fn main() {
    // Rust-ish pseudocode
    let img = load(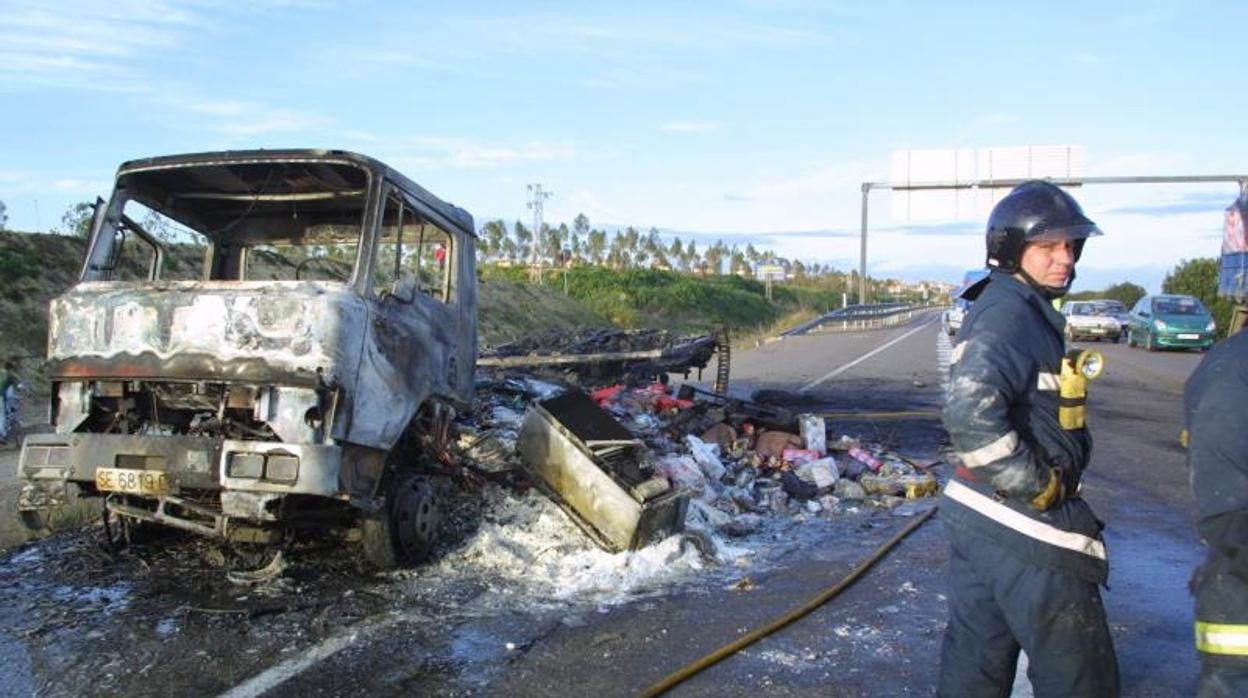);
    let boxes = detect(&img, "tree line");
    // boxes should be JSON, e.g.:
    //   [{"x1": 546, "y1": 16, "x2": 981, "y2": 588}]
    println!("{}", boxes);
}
[{"x1": 478, "y1": 213, "x2": 840, "y2": 280}]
